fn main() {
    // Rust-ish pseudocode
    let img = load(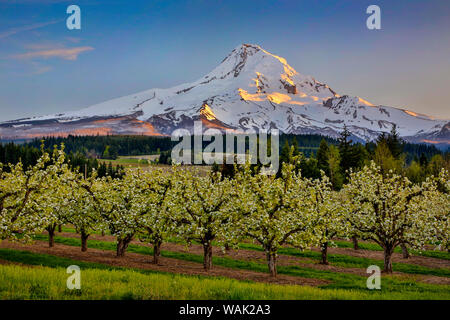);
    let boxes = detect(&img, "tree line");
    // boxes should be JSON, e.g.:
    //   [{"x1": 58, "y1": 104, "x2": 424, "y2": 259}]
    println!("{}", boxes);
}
[
  {"x1": 0, "y1": 142, "x2": 124, "y2": 178},
  {"x1": 18, "y1": 130, "x2": 444, "y2": 164},
  {"x1": 24, "y1": 135, "x2": 176, "y2": 159},
  {"x1": 274, "y1": 126, "x2": 449, "y2": 189}
]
